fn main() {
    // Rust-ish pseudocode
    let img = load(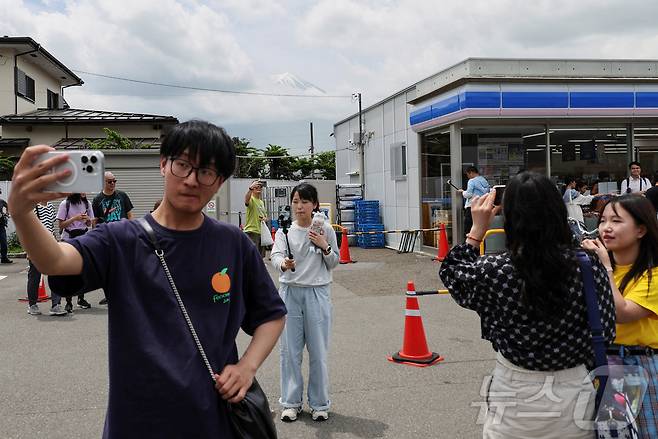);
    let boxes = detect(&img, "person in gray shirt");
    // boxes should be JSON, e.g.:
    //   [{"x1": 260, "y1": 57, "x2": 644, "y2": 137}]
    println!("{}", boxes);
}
[{"x1": 271, "y1": 183, "x2": 338, "y2": 423}]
